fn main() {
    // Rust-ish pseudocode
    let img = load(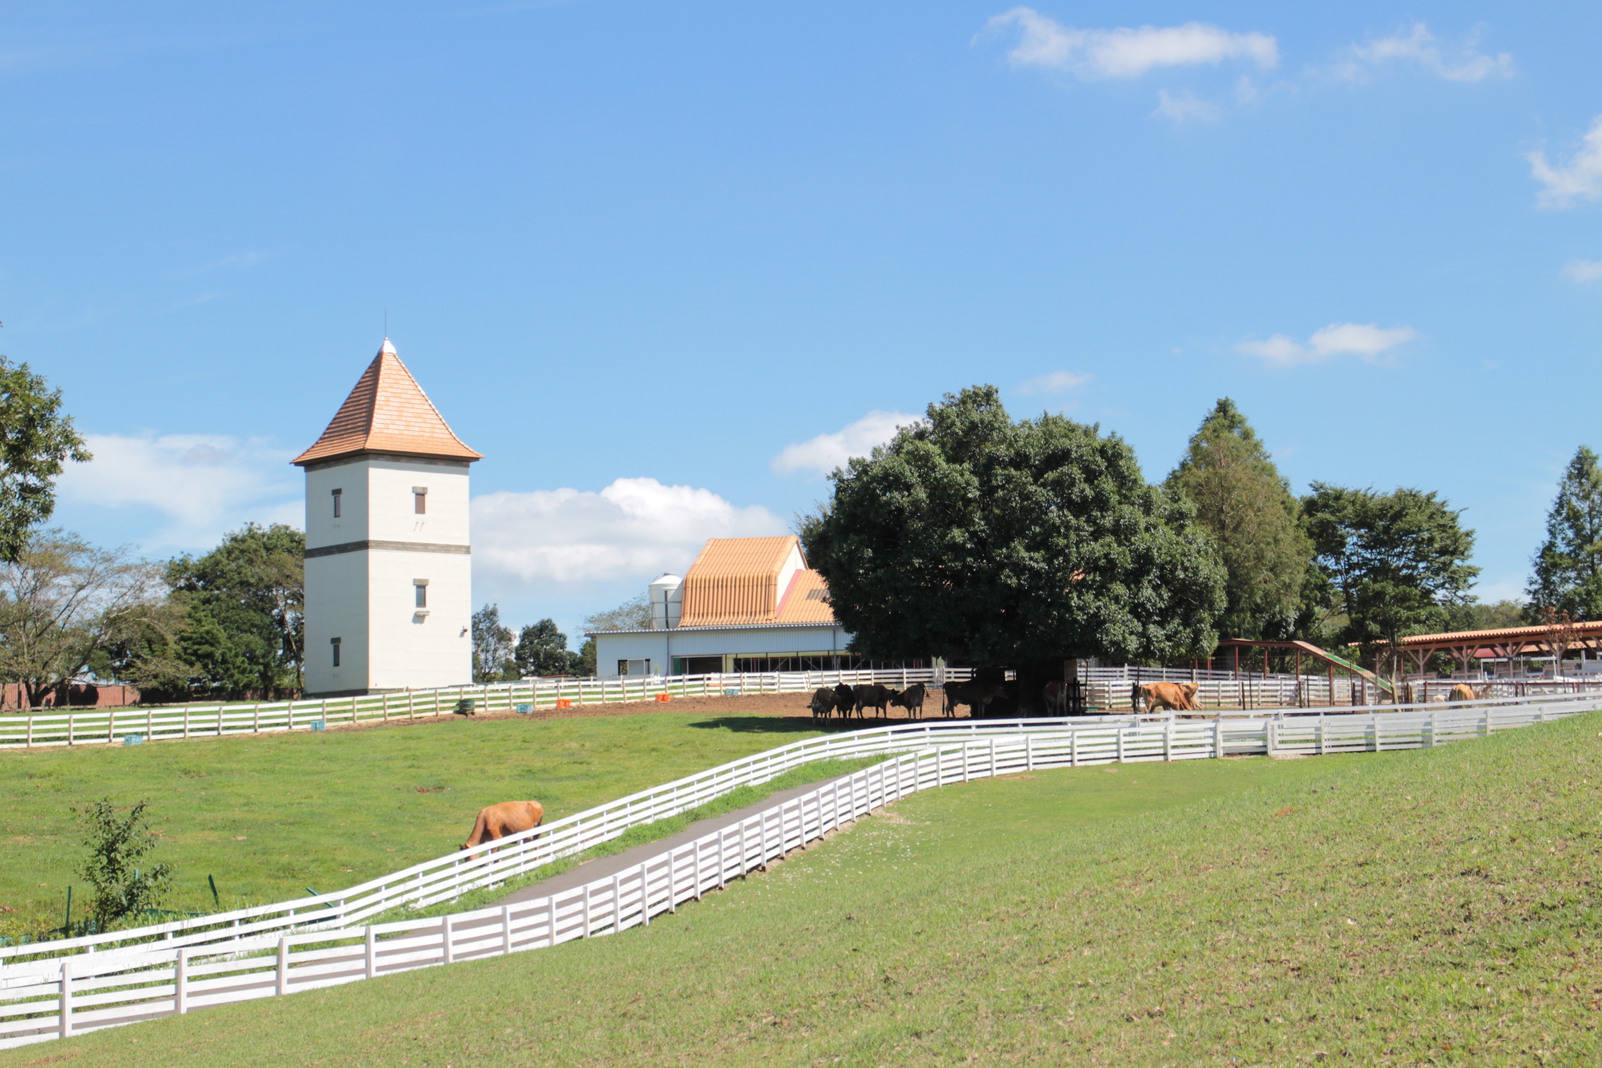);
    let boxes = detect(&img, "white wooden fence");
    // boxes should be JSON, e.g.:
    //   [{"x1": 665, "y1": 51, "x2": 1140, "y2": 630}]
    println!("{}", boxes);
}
[
  {"x1": 1, "y1": 689, "x2": 1597, "y2": 1048},
  {"x1": 1082, "y1": 664, "x2": 1602, "y2": 711},
  {"x1": 0, "y1": 667, "x2": 966, "y2": 751}
]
